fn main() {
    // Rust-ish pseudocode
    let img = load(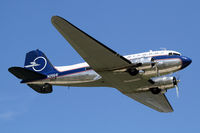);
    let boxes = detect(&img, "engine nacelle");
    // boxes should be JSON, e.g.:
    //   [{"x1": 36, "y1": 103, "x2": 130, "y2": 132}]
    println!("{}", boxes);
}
[
  {"x1": 130, "y1": 57, "x2": 155, "y2": 70},
  {"x1": 149, "y1": 76, "x2": 178, "y2": 90}
]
